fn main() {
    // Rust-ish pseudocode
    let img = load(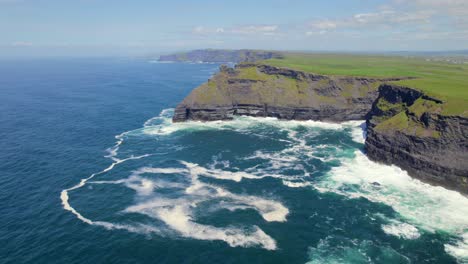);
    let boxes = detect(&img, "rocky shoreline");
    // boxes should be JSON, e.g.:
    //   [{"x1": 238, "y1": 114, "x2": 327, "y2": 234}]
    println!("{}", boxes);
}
[{"x1": 173, "y1": 63, "x2": 468, "y2": 194}]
